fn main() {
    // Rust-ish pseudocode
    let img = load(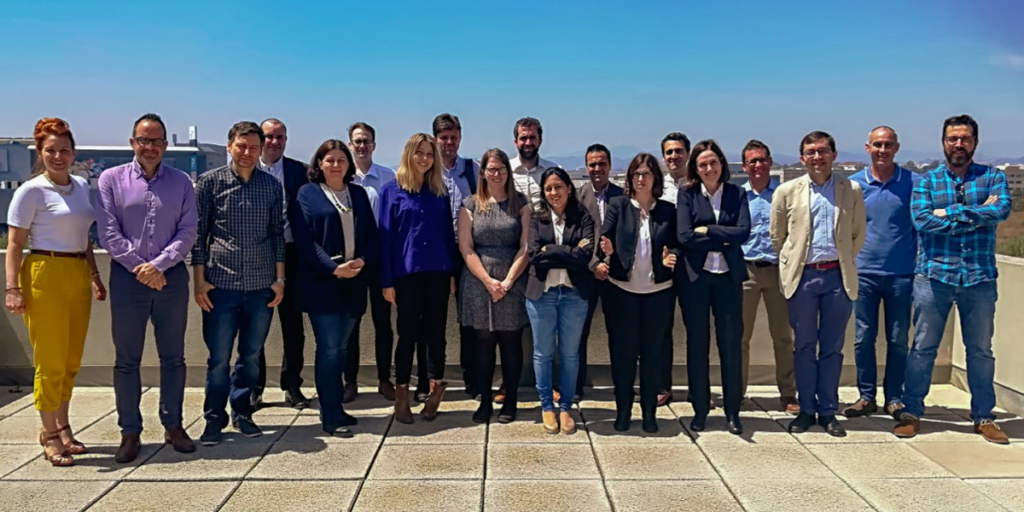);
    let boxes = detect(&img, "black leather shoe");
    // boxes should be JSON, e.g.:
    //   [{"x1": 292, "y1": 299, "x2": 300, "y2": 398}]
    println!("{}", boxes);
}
[
  {"x1": 642, "y1": 417, "x2": 658, "y2": 433},
  {"x1": 285, "y1": 389, "x2": 311, "y2": 409},
  {"x1": 614, "y1": 411, "x2": 631, "y2": 432},
  {"x1": 472, "y1": 404, "x2": 492, "y2": 424},
  {"x1": 497, "y1": 403, "x2": 517, "y2": 424},
  {"x1": 689, "y1": 412, "x2": 708, "y2": 432},
  {"x1": 788, "y1": 412, "x2": 816, "y2": 433},
  {"x1": 250, "y1": 392, "x2": 263, "y2": 411},
  {"x1": 726, "y1": 414, "x2": 743, "y2": 435},
  {"x1": 338, "y1": 411, "x2": 359, "y2": 427},
  {"x1": 818, "y1": 415, "x2": 847, "y2": 437}
]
